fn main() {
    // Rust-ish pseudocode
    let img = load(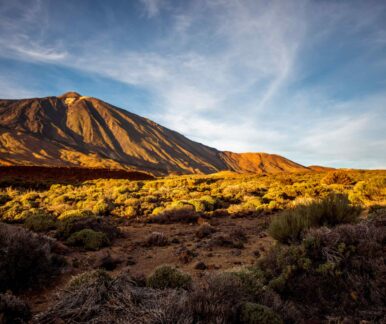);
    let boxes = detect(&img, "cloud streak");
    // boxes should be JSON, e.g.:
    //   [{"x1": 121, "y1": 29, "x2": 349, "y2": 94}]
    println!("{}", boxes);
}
[{"x1": 0, "y1": 0, "x2": 385, "y2": 168}]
